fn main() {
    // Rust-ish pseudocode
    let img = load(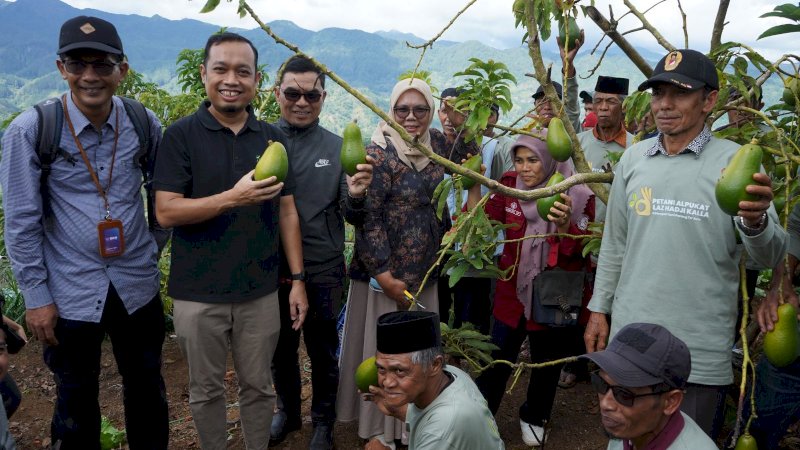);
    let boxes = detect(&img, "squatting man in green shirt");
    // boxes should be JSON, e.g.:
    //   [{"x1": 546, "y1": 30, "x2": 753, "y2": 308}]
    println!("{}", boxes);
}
[{"x1": 364, "y1": 311, "x2": 504, "y2": 449}]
